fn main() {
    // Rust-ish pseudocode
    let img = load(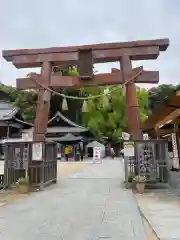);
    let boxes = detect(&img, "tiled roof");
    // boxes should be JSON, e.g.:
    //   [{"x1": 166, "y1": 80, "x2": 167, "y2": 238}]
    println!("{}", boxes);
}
[
  {"x1": 21, "y1": 111, "x2": 88, "y2": 135},
  {"x1": 48, "y1": 133, "x2": 82, "y2": 142},
  {"x1": 48, "y1": 111, "x2": 86, "y2": 129},
  {"x1": 22, "y1": 126, "x2": 87, "y2": 134},
  {"x1": 0, "y1": 101, "x2": 32, "y2": 128},
  {"x1": 0, "y1": 101, "x2": 19, "y2": 120}
]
